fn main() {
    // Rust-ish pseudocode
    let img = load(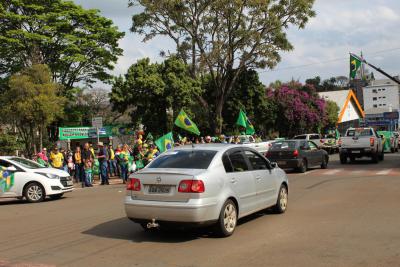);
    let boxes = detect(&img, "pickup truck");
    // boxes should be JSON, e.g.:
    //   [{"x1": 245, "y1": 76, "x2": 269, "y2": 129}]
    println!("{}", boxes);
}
[{"x1": 339, "y1": 127, "x2": 384, "y2": 164}]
